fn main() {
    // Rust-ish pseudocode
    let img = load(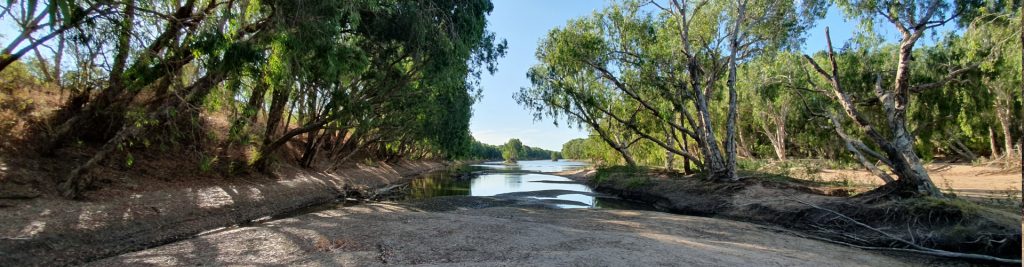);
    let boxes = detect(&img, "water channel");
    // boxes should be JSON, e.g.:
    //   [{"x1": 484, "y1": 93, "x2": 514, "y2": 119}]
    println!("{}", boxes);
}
[
  {"x1": 398, "y1": 160, "x2": 651, "y2": 209},
  {"x1": 206, "y1": 160, "x2": 651, "y2": 237}
]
